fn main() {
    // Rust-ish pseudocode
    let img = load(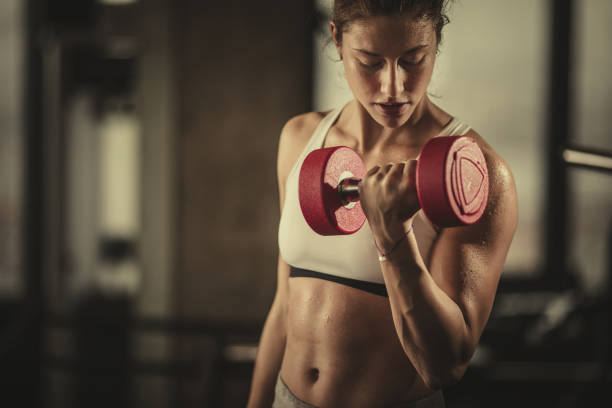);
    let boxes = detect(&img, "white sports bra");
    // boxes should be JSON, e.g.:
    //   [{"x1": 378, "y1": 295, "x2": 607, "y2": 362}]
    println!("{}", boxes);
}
[{"x1": 278, "y1": 105, "x2": 471, "y2": 296}]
